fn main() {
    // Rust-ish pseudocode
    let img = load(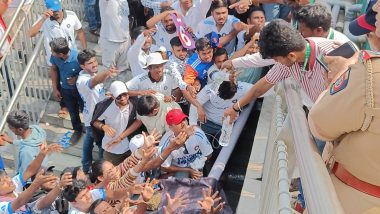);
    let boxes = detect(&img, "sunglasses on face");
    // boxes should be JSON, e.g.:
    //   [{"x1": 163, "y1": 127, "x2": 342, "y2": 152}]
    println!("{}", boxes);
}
[{"x1": 116, "y1": 93, "x2": 128, "y2": 100}]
